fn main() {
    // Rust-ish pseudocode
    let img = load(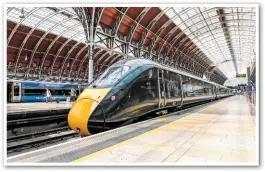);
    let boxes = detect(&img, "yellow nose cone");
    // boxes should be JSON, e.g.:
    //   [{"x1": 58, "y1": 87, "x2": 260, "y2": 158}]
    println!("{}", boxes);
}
[
  {"x1": 68, "y1": 99, "x2": 98, "y2": 135},
  {"x1": 67, "y1": 88, "x2": 111, "y2": 135}
]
